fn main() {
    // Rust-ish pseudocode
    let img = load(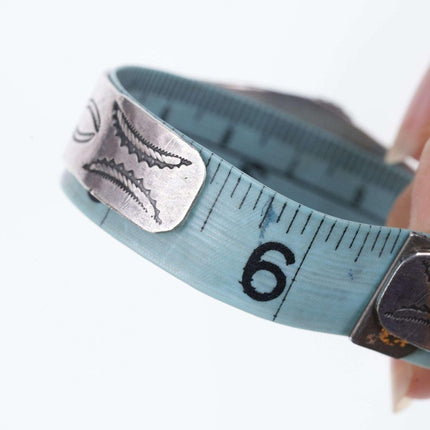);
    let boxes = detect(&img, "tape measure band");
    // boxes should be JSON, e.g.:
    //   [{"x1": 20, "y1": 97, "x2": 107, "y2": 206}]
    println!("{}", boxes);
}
[
  {"x1": 62, "y1": 66, "x2": 430, "y2": 368},
  {"x1": 112, "y1": 66, "x2": 411, "y2": 226}
]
